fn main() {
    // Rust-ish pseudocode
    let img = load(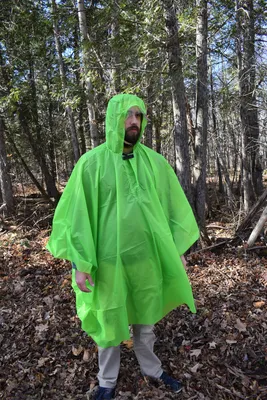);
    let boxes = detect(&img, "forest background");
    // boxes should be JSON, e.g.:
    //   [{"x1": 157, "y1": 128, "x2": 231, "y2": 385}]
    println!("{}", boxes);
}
[
  {"x1": 0, "y1": 0, "x2": 266, "y2": 231},
  {"x1": 1, "y1": 1, "x2": 267, "y2": 399}
]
